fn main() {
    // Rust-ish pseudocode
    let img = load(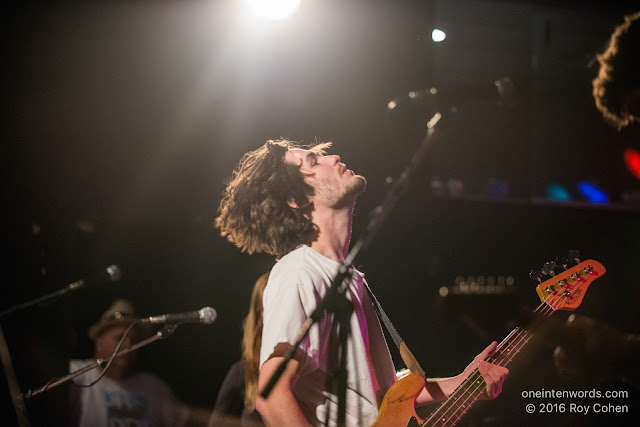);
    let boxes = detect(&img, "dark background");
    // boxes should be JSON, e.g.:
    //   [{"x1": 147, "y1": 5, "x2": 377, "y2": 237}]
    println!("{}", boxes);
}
[{"x1": 2, "y1": 0, "x2": 639, "y2": 425}]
